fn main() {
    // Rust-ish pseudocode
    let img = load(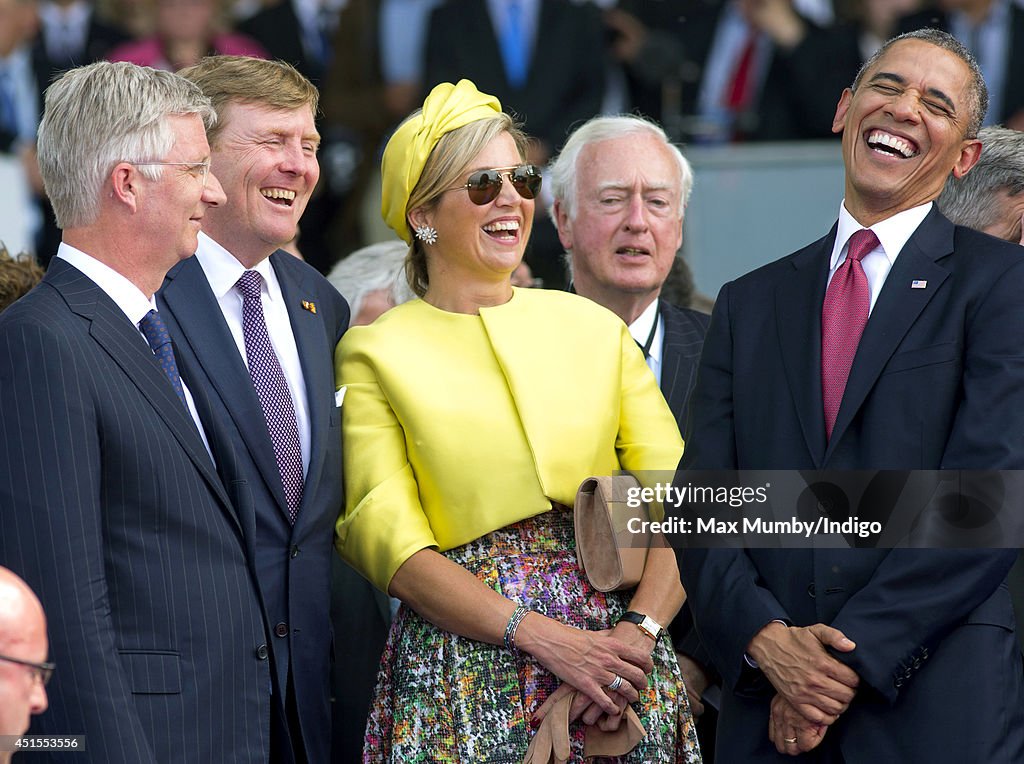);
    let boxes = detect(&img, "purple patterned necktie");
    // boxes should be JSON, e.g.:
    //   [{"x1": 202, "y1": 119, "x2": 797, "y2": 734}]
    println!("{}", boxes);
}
[
  {"x1": 236, "y1": 270, "x2": 304, "y2": 523},
  {"x1": 139, "y1": 309, "x2": 188, "y2": 409},
  {"x1": 821, "y1": 228, "x2": 879, "y2": 441}
]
